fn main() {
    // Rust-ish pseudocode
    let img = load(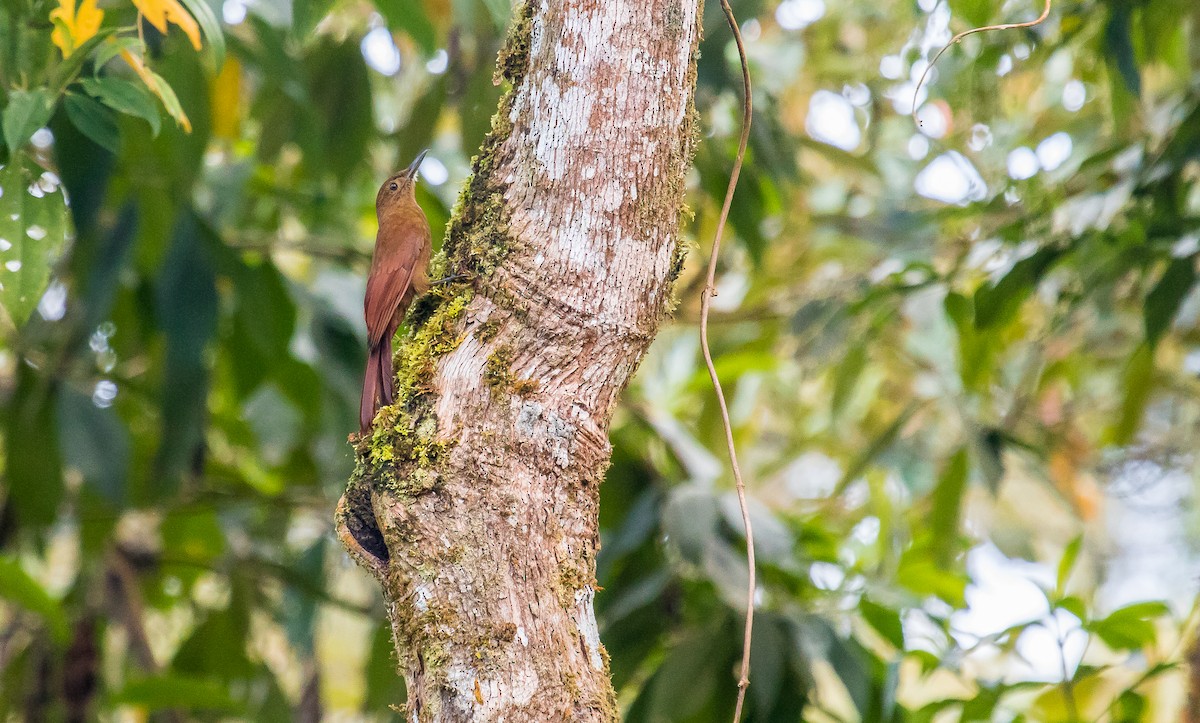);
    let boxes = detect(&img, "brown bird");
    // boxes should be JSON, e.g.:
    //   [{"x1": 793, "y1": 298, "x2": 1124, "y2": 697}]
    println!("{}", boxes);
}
[{"x1": 360, "y1": 150, "x2": 432, "y2": 434}]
